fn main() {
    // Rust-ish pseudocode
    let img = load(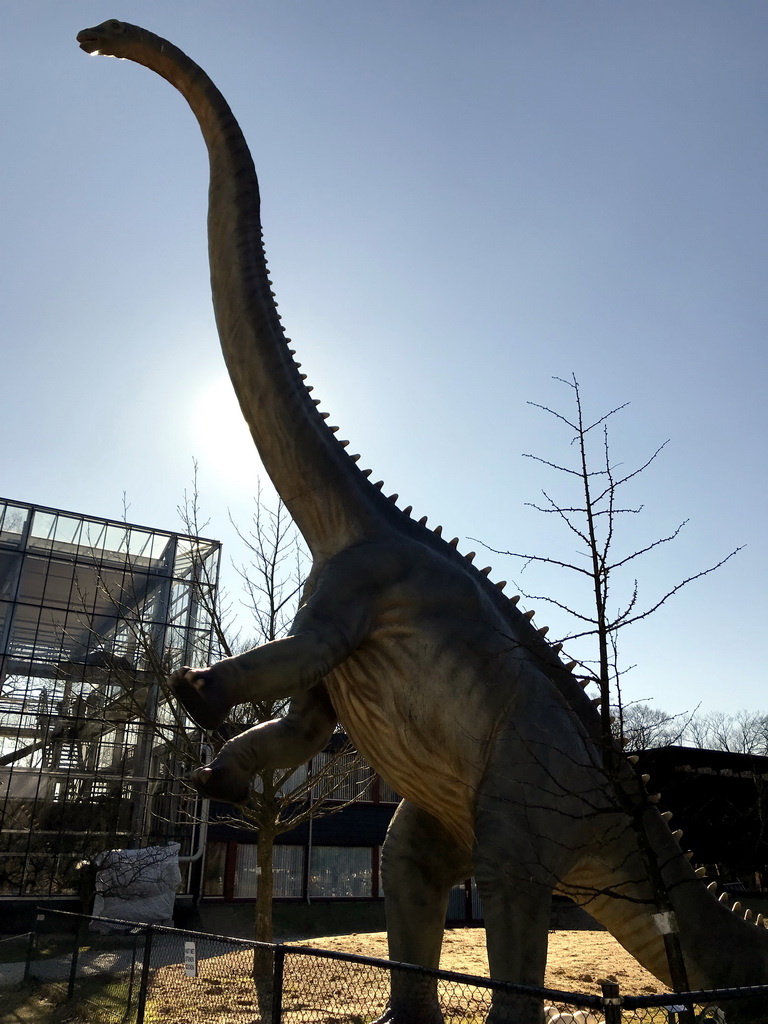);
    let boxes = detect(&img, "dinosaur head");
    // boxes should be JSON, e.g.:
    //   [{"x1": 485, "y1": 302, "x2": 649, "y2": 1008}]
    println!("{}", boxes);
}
[{"x1": 77, "y1": 19, "x2": 142, "y2": 58}]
